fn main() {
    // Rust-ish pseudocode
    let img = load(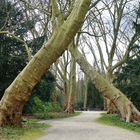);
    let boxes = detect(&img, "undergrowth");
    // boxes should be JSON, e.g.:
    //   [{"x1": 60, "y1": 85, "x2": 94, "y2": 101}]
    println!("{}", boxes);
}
[{"x1": 35, "y1": 112, "x2": 81, "y2": 119}]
